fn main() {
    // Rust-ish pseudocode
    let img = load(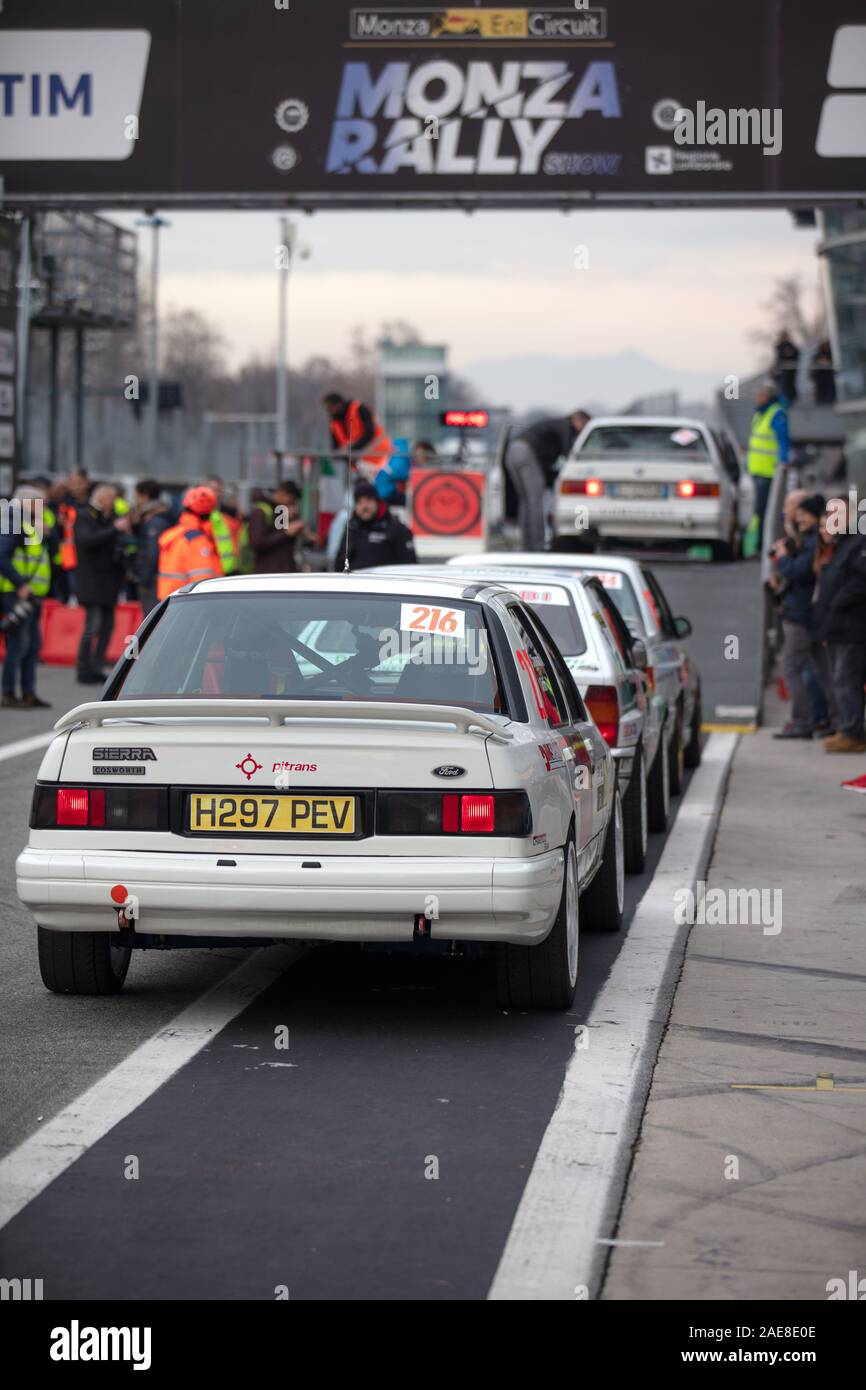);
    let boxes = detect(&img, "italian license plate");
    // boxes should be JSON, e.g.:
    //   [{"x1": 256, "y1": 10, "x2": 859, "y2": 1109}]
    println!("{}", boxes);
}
[
  {"x1": 611, "y1": 482, "x2": 665, "y2": 499},
  {"x1": 188, "y1": 793, "x2": 356, "y2": 834}
]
